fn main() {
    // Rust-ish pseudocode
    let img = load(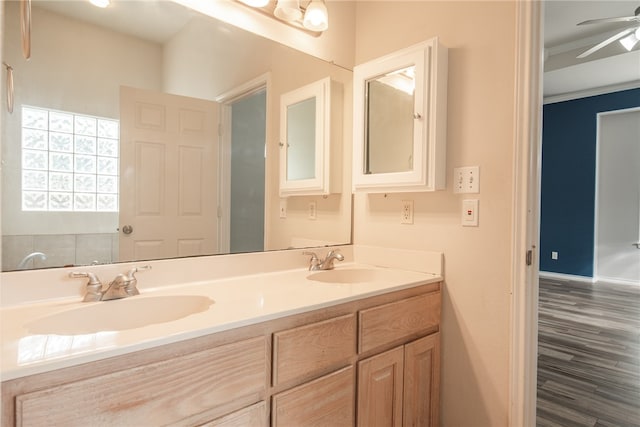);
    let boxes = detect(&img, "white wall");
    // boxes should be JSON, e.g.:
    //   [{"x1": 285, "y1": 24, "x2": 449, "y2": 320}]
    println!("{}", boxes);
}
[{"x1": 353, "y1": 2, "x2": 517, "y2": 425}]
